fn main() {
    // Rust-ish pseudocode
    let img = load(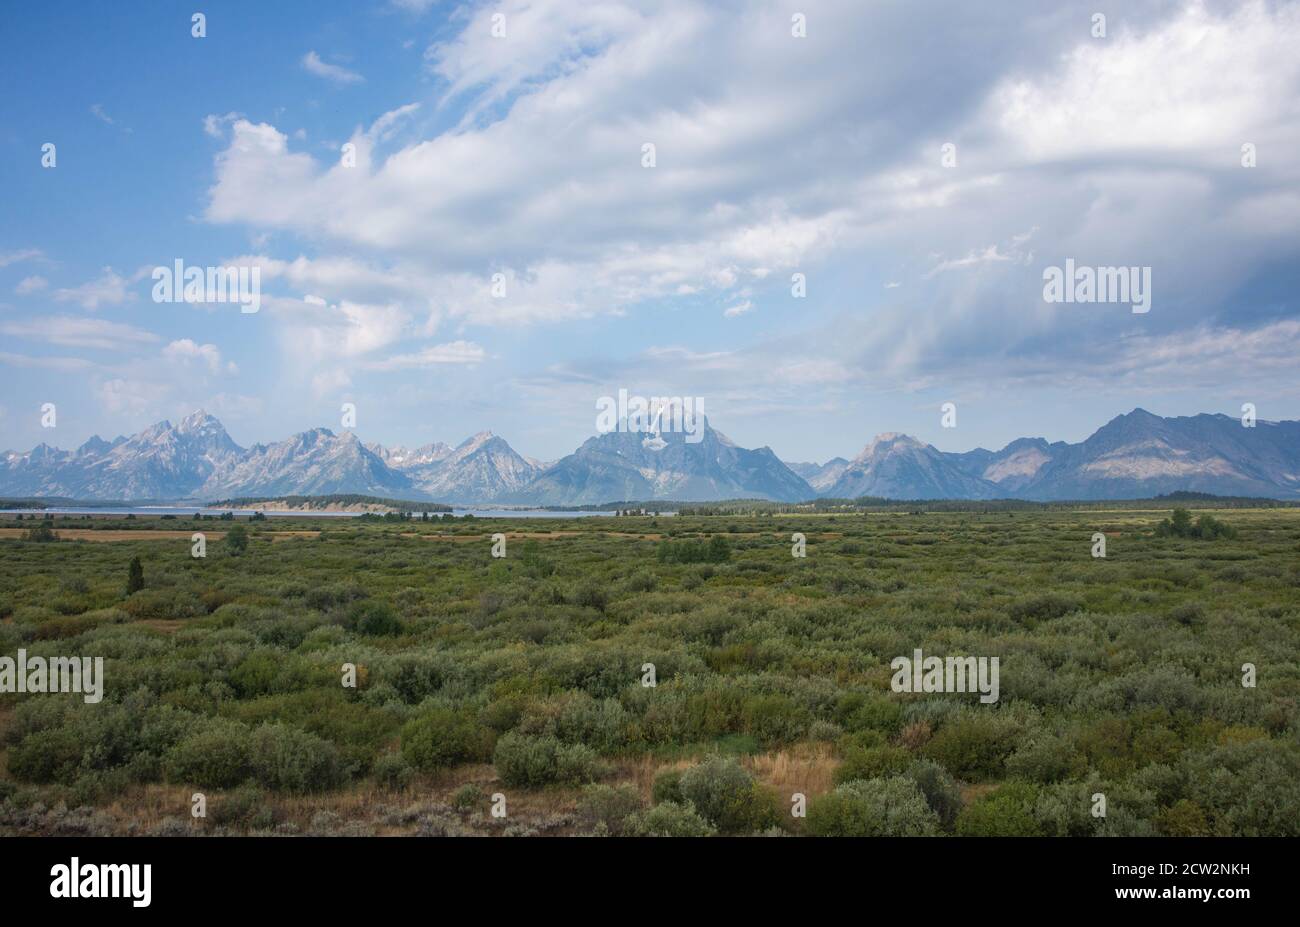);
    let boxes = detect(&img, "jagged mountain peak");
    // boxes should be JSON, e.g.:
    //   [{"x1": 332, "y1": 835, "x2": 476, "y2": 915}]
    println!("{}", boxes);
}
[
  {"x1": 136, "y1": 420, "x2": 174, "y2": 440},
  {"x1": 508, "y1": 417, "x2": 813, "y2": 505},
  {"x1": 708, "y1": 422, "x2": 737, "y2": 449},
  {"x1": 856, "y1": 432, "x2": 927, "y2": 459},
  {"x1": 178, "y1": 409, "x2": 219, "y2": 432},
  {"x1": 456, "y1": 430, "x2": 499, "y2": 452},
  {"x1": 829, "y1": 431, "x2": 996, "y2": 500},
  {"x1": 288, "y1": 427, "x2": 337, "y2": 446},
  {"x1": 784, "y1": 456, "x2": 851, "y2": 493},
  {"x1": 4, "y1": 409, "x2": 1299, "y2": 504},
  {"x1": 369, "y1": 441, "x2": 455, "y2": 468},
  {"x1": 76, "y1": 435, "x2": 113, "y2": 458}
]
